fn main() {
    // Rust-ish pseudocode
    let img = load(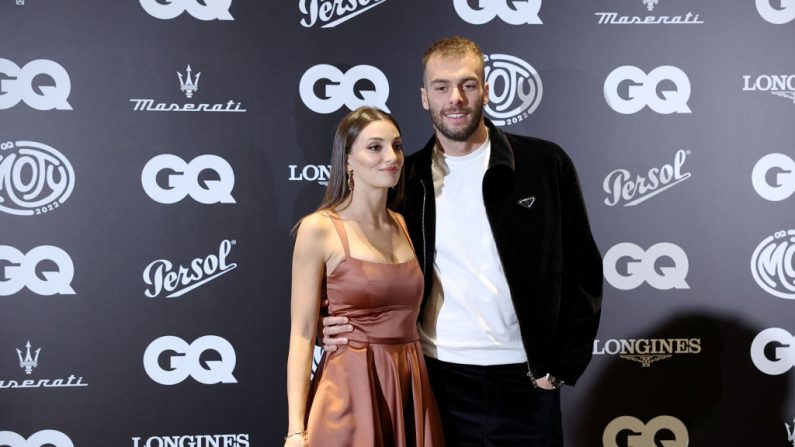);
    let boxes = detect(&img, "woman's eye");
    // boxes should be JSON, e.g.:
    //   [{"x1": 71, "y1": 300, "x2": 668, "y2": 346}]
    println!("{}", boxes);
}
[{"x1": 368, "y1": 145, "x2": 382, "y2": 151}]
